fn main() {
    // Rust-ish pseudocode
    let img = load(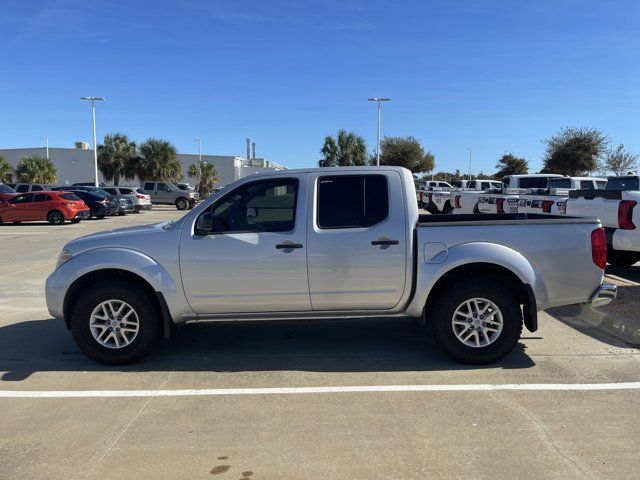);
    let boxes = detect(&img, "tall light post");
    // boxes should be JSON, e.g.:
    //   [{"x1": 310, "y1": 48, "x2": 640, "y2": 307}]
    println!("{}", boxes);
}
[
  {"x1": 41, "y1": 136, "x2": 49, "y2": 159},
  {"x1": 194, "y1": 138, "x2": 202, "y2": 163},
  {"x1": 80, "y1": 96, "x2": 105, "y2": 187},
  {"x1": 466, "y1": 146, "x2": 472, "y2": 182},
  {"x1": 368, "y1": 97, "x2": 390, "y2": 166}
]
